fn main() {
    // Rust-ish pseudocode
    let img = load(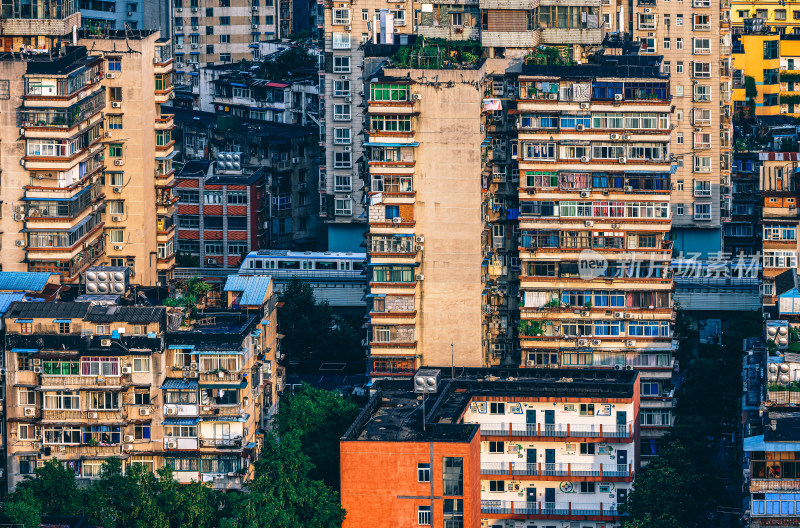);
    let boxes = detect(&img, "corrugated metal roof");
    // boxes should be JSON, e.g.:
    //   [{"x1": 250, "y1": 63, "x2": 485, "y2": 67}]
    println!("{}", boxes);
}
[
  {"x1": 85, "y1": 305, "x2": 166, "y2": 324},
  {"x1": 5, "y1": 302, "x2": 90, "y2": 320},
  {"x1": 161, "y1": 378, "x2": 199, "y2": 390},
  {"x1": 224, "y1": 275, "x2": 271, "y2": 307},
  {"x1": 162, "y1": 418, "x2": 200, "y2": 425},
  {"x1": 0, "y1": 272, "x2": 55, "y2": 292},
  {"x1": 0, "y1": 293, "x2": 26, "y2": 316}
]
